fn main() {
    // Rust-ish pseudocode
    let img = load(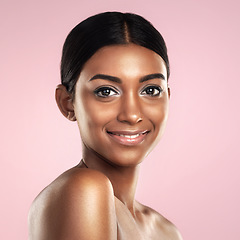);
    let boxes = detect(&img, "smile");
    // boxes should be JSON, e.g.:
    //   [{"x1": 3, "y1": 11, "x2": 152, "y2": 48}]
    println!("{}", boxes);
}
[
  {"x1": 106, "y1": 130, "x2": 149, "y2": 146},
  {"x1": 115, "y1": 133, "x2": 141, "y2": 138}
]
